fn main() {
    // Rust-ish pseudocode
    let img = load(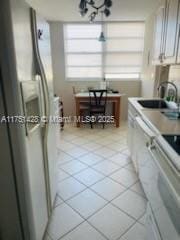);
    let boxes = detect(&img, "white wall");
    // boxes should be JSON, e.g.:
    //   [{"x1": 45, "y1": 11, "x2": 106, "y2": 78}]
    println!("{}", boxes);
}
[{"x1": 49, "y1": 22, "x2": 141, "y2": 121}]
